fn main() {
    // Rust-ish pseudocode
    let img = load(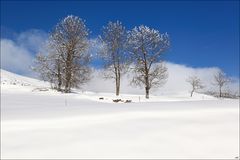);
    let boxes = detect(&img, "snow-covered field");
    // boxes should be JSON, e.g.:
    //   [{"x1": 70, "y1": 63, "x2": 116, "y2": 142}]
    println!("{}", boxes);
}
[{"x1": 1, "y1": 69, "x2": 239, "y2": 159}]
